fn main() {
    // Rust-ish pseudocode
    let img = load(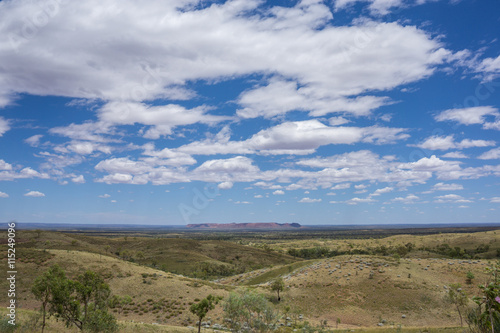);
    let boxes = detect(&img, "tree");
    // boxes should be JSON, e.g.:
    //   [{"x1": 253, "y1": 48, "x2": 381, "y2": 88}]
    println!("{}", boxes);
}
[
  {"x1": 32, "y1": 265, "x2": 66, "y2": 332},
  {"x1": 223, "y1": 289, "x2": 281, "y2": 332},
  {"x1": 467, "y1": 271, "x2": 476, "y2": 285},
  {"x1": 468, "y1": 262, "x2": 500, "y2": 333},
  {"x1": 32, "y1": 265, "x2": 117, "y2": 332},
  {"x1": 445, "y1": 283, "x2": 468, "y2": 327},
  {"x1": 270, "y1": 278, "x2": 285, "y2": 302},
  {"x1": 190, "y1": 294, "x2": 222, "y2": 333}
]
